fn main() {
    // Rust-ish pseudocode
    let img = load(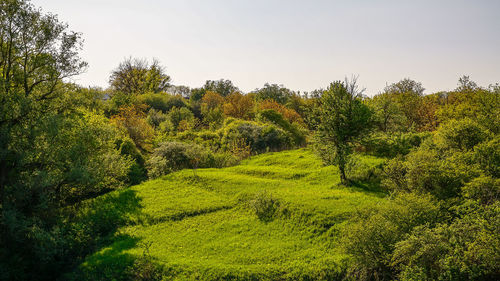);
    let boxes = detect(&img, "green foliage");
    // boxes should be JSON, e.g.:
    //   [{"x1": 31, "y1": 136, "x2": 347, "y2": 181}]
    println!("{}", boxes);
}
[
  {"x1": 474, "y1": 135, "x2": 500, "y2": 177},
  {"x1": 221, "y1": 119, "x2": 293, "y2": 153},
  {"x1": 109, "y1": 58, "x2": 171, "y2": 95},
  {"x1": 138, "y1": 92, "x2": 187, "y2": 113},
  {"x1": 202, "y1": 79, "x2": 239, "y2": 97},
  {"x1": 116, "y1": 138, "x2": 147, "y2": 185},
  {"x1": 257, "y1": 109, "x2": 306, "y2": 146},
  {"x1": 462, "y1": 176, "x2": 500, "y2": 205},
  {"x1": 434, "y1": 118, "x2": 491, "y2": 151},
  {"x1": 392, "y1": 201, "x2": 500, "y2": 280},
  {"x1": 316, "y1": 79, "x2": 373, "y2": 184},
  {"x1": 361, "y1": 131, "x2": 430, "y2": 157},
  {"x1": 146, "y1": 142, "x2": 214, "y2": 178},
  {"x1": 253, "y1": 83, "x2": 293, "y2": 104},
  {"x1": 159, "y1": 106, "x2": 195, "y2": 133},
  {"x1": 250, "y1": 191, "x2": 282, "y2": 222},
  {"x1": 342, "y1": 193, "x2": 441, "y2": 281}
]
